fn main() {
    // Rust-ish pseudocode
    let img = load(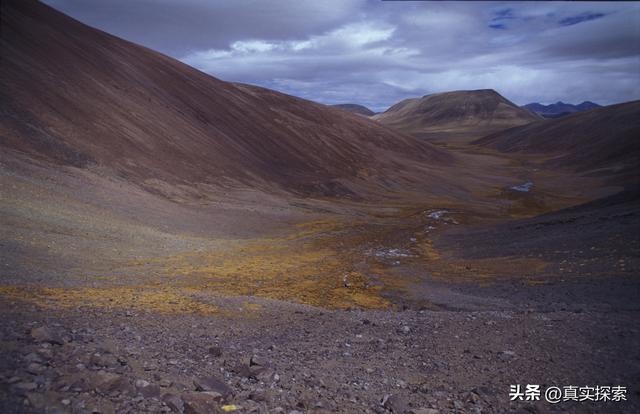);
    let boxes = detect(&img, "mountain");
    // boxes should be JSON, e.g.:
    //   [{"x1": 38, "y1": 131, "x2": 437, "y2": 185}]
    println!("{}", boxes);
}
[
  {"x1": 372, "y1": 89, "x2": 541, "y2": 143},
  {"x1": 0, "y1": 0, "x2": 451, "y2": 201},
  {"x1": 330, "y1": 104, "x2": 375, "y2": 116},
  {"x1": 523, "y1": 101, "x2": 601, "y2": 118},
  {"x1": 475, "y1": 101, "x2": 640, "y2": 182}
]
